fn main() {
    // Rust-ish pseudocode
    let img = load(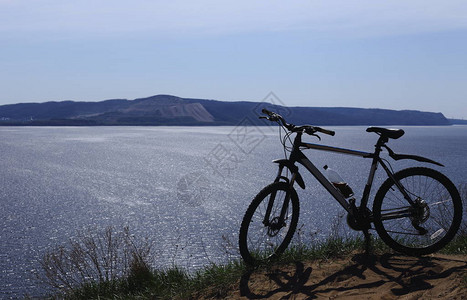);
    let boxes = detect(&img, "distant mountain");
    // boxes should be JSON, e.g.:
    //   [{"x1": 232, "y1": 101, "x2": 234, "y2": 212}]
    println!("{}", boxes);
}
[
  {"x1": 448, "y1": 119, "x2": 467, "y2": 125},
  {"x1": 0, "y1": 94, "x2": 452, "y2": 126}
]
